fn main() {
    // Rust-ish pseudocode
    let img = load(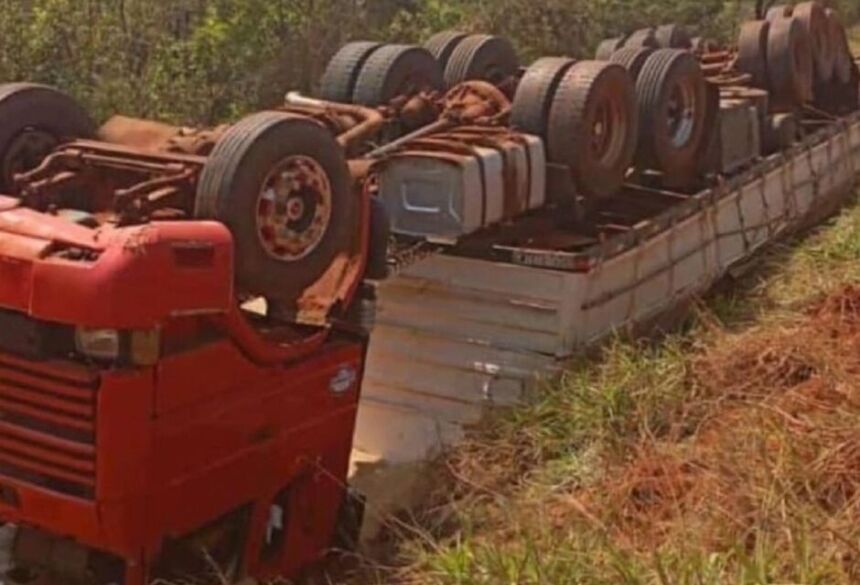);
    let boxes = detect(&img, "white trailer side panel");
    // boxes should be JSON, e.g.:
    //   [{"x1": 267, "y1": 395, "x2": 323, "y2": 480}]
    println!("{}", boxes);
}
[{"x1": 356, "y1": 115, "x2": 860, "y2": 463}]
